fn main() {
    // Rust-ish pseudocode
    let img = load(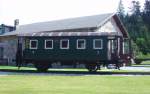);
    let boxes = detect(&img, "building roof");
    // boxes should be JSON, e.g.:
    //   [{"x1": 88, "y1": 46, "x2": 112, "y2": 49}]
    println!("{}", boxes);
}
[
  {"x1": 2, "y1": 13, "x2": 114, "y2": 36},
  {"x1": 0, "y1": 24, "x2": 14, "y2": 35},
  {"x1": 0, "y1": 13, "x2": 129, "y2": 40}
]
